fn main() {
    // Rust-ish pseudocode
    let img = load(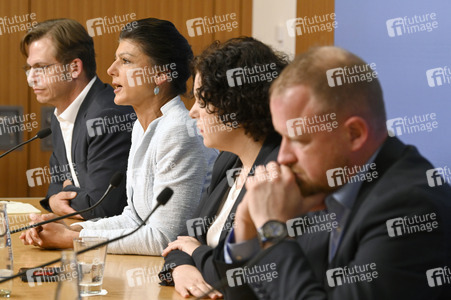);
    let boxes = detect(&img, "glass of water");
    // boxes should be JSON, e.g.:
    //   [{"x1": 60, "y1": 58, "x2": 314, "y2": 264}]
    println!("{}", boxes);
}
[
  {"x1": 0, "y1": 203, "x2": 13, "y2": 298},
  {"x1": 73, "y1": 237, "x2": 108, "y2": 295}
]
